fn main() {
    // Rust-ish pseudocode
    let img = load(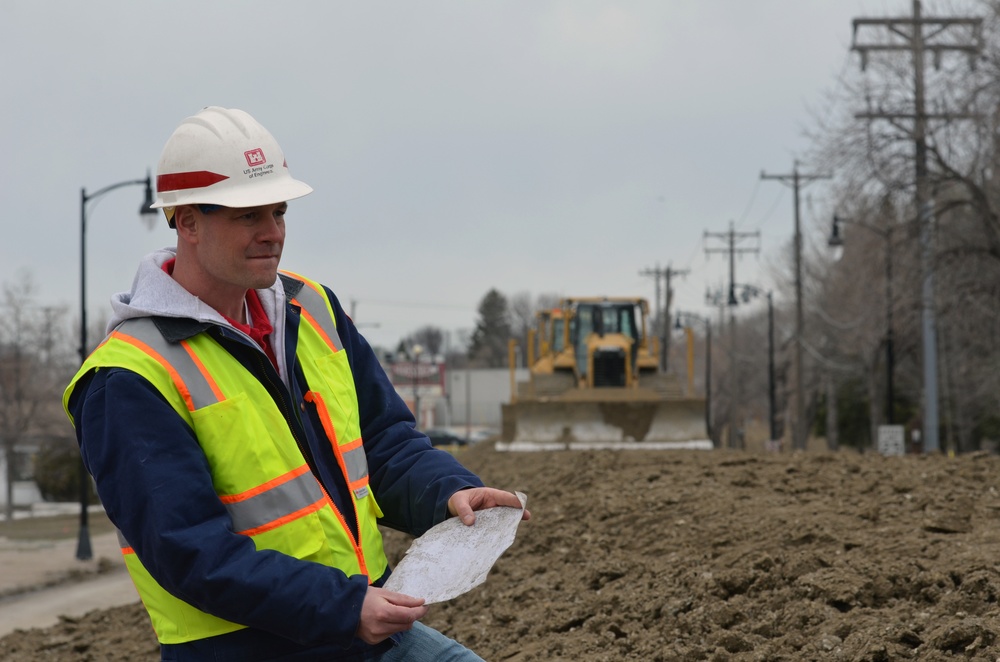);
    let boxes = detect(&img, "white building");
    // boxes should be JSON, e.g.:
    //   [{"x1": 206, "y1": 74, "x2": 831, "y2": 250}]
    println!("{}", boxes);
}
[{"x1": 384, "y1": 361, "x2": 527, "y2": 434}]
